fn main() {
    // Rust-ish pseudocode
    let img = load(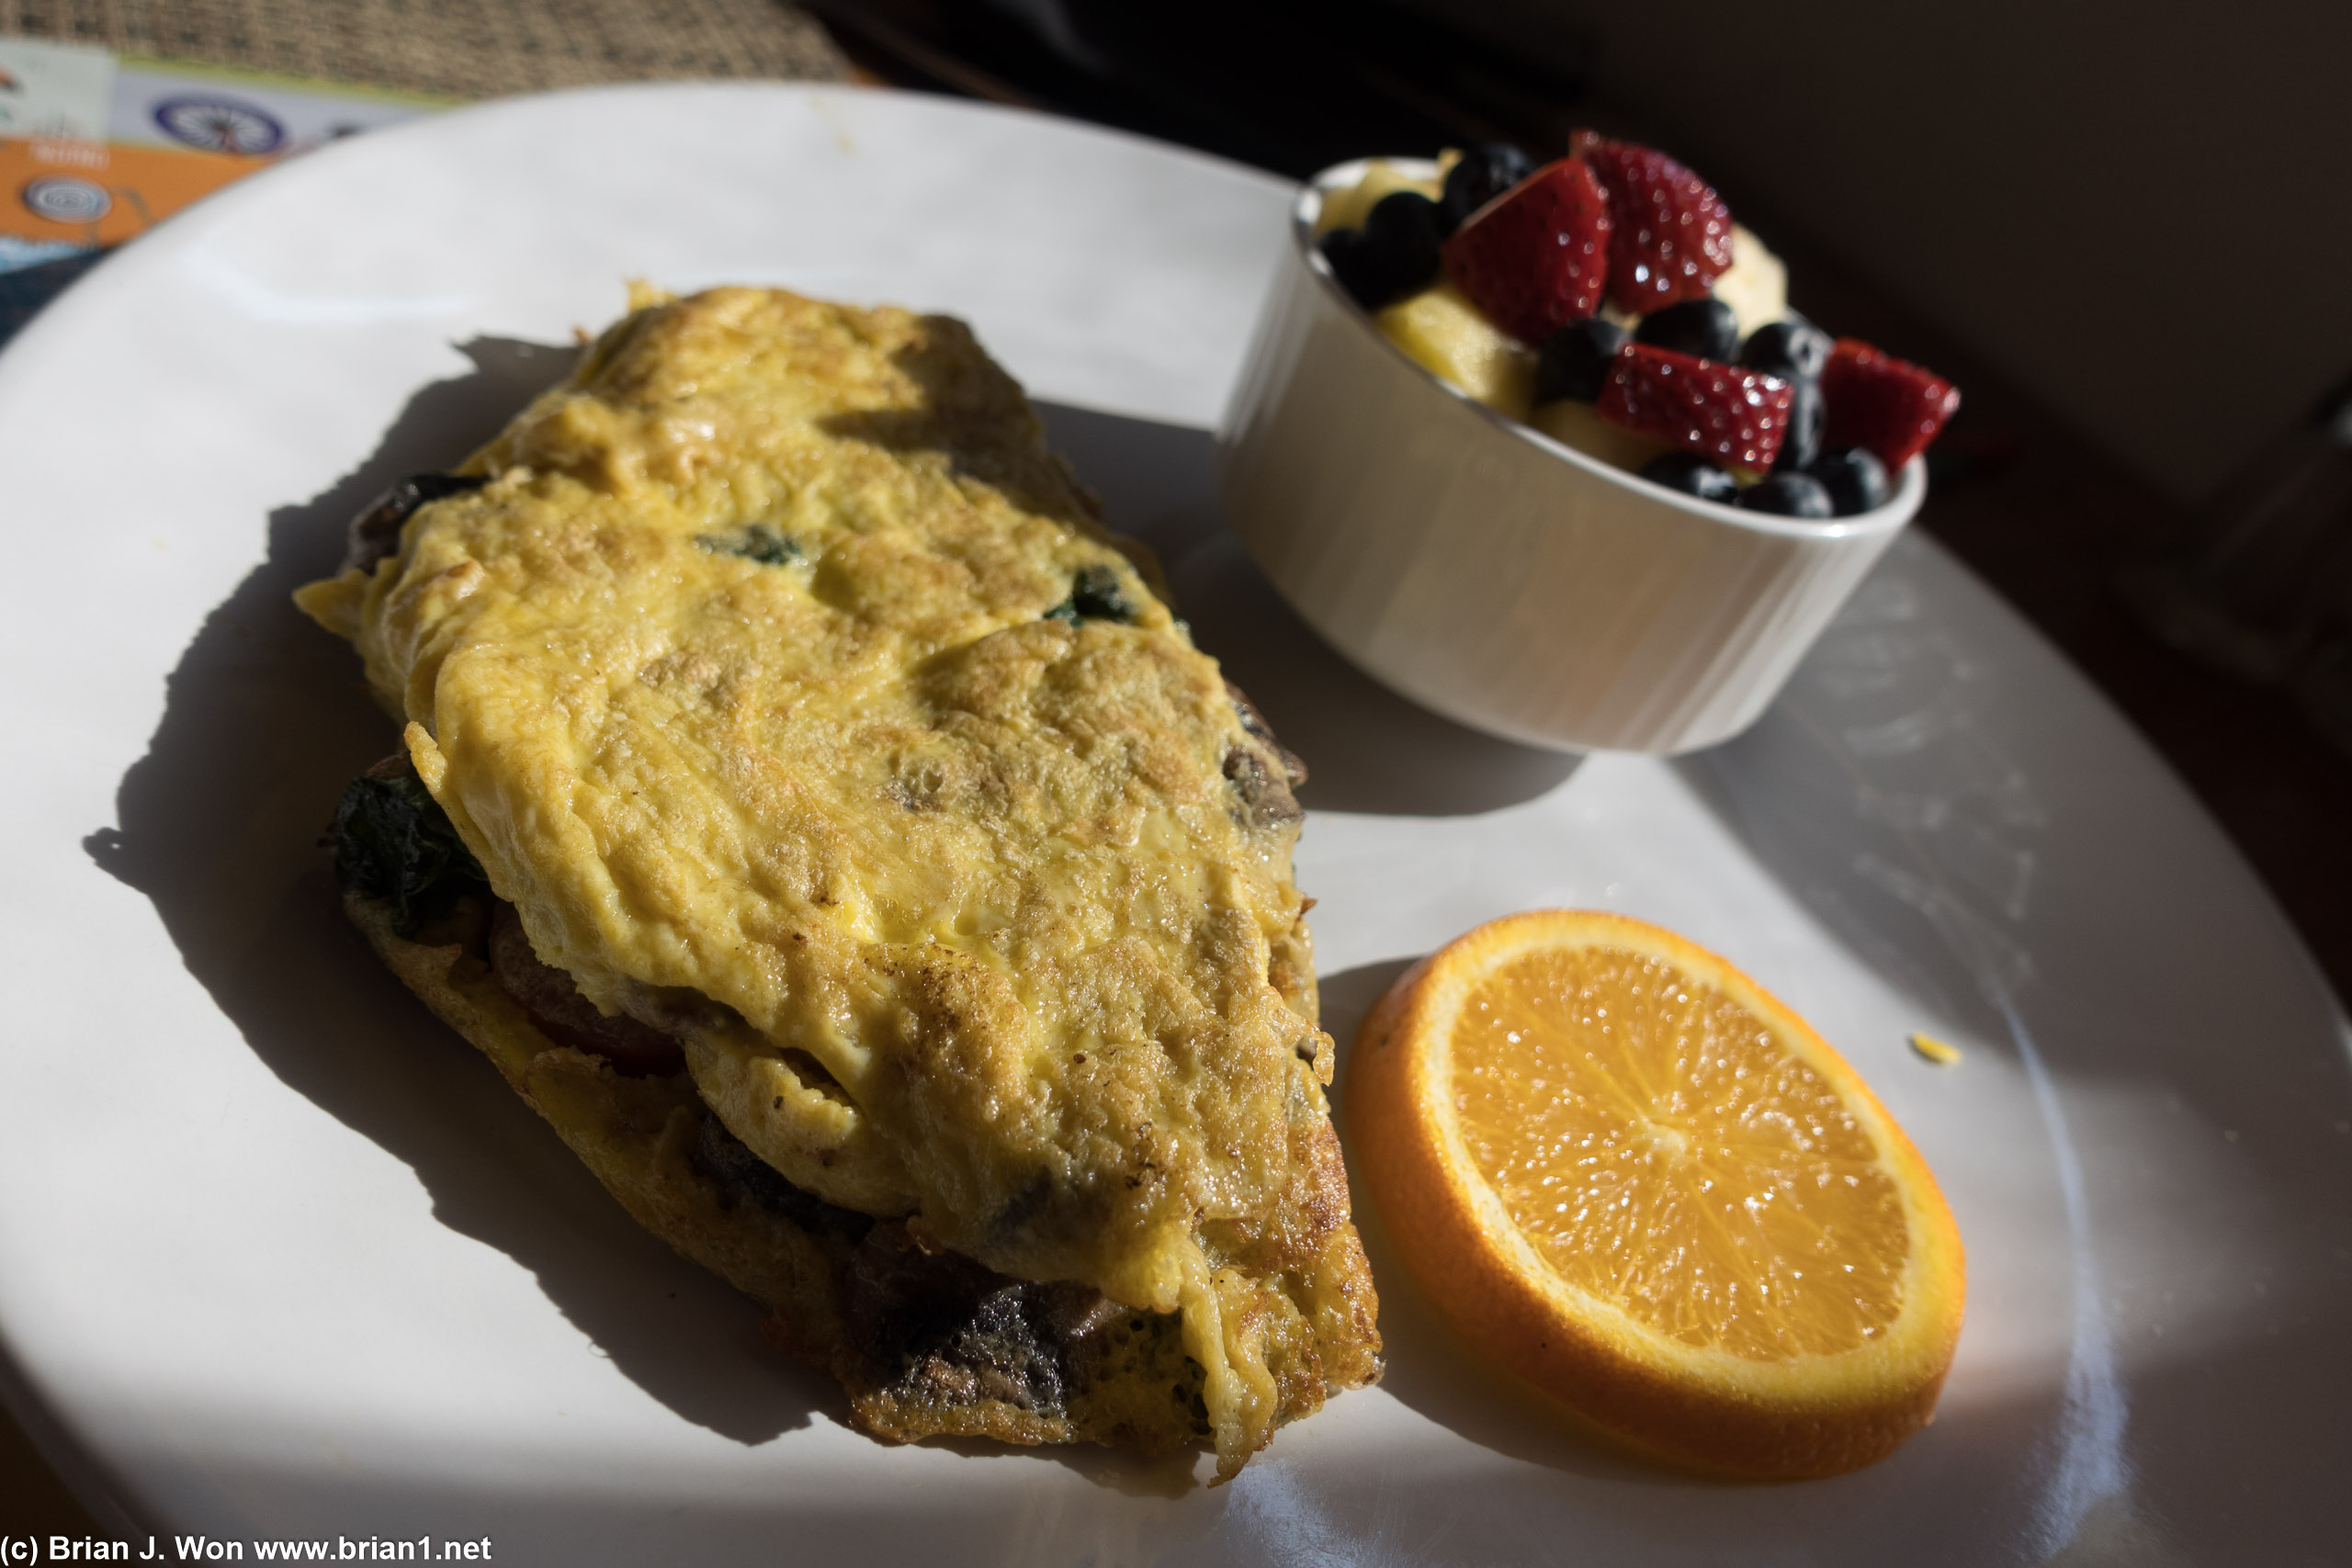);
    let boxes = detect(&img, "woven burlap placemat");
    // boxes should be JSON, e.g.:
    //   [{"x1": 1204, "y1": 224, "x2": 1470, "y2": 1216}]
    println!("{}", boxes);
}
[{"x1": 0, "y1": 0, "x2": 847, "y2": 98}]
